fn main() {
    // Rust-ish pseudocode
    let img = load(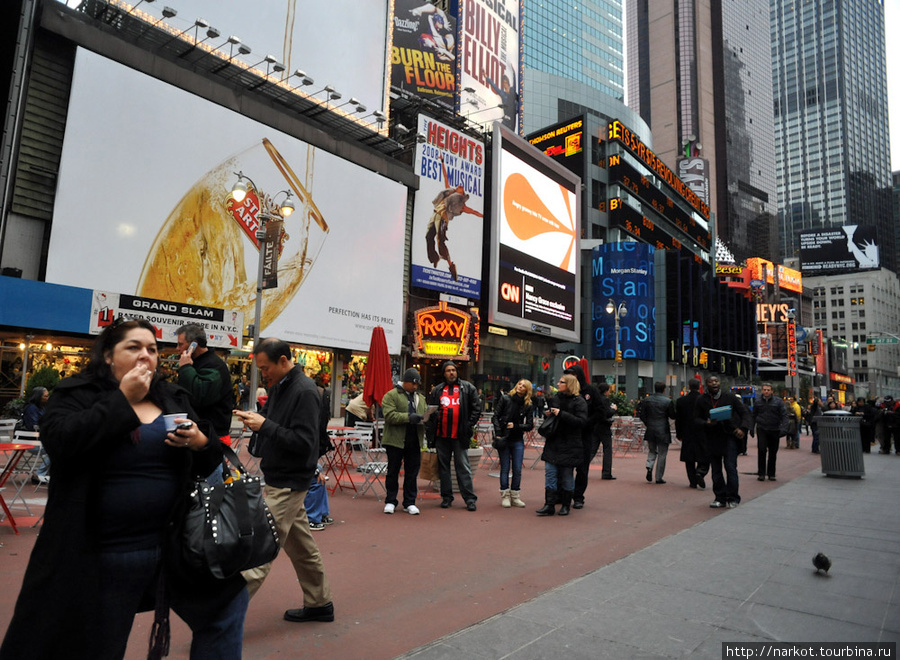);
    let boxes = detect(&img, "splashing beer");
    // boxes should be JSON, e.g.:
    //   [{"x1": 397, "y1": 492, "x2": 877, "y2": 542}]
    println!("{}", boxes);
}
[{"x1": 137, "y1": 138, "x2": 329, "y2": 331}]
